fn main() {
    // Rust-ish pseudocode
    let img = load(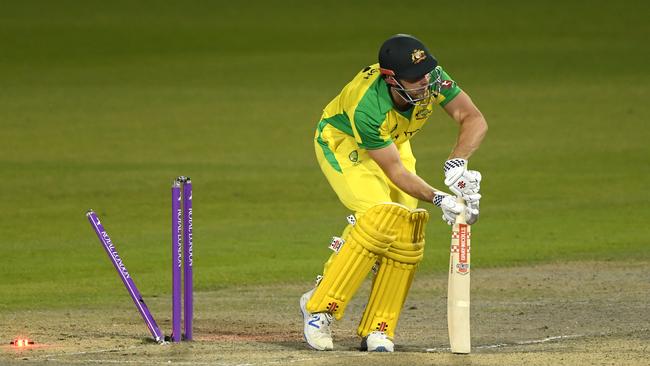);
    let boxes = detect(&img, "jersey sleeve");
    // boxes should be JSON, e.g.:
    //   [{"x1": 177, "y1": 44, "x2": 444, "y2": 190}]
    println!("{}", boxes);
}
[
  {"x1": 434, "y1": 66, "x2": 462, "y2": 107},
  {"x1": 352, "y1": 110, "x2": 393, "y2": 150}
]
